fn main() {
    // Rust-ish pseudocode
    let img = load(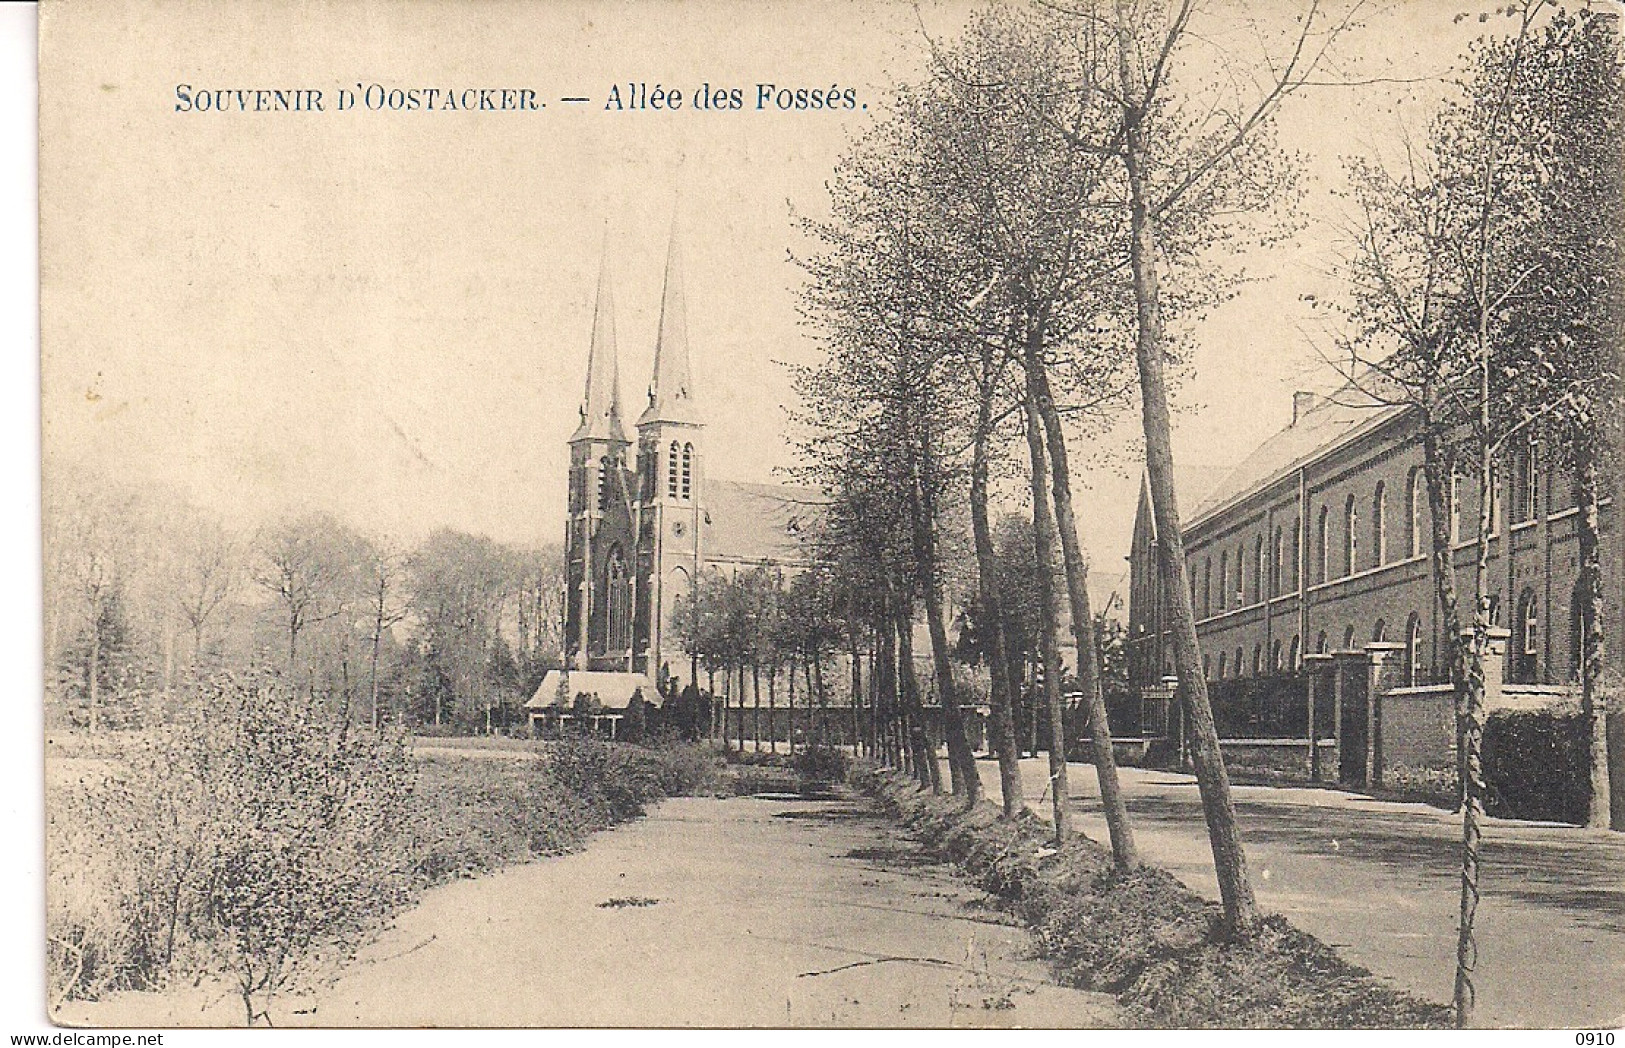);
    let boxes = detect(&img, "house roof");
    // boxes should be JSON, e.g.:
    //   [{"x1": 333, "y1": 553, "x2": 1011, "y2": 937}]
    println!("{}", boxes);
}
[
  {"x1": 1137, "y1": 463, "x2": 1233, "y2": 541},
  {"x1": 1186, "y1": 392, "x2": 1408, "y2": 529},
  {"x1": 527, "y1": 670, "x2": 660, "y2": 711},
  {"x1": 702, "y1": 479, "x2": 824, "y2": 565}
]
